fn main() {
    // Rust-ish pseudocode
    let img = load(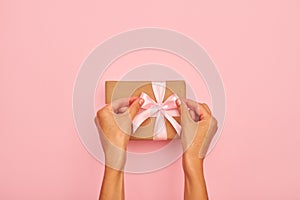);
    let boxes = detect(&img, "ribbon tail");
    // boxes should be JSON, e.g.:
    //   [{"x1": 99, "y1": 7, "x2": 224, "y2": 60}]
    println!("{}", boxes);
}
[
  {"x1": 153, "y1": 111, "x2": 167, "y2": 140},
  {"x1": 164, "y1": 109, "x2": 180, "y2": 117},
  {"x1": 164, "y1": 111, "x2": 182, "y2": 136},
  {"x1": 132, "y1": 109, "x2": 157, "y2": 133}
]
